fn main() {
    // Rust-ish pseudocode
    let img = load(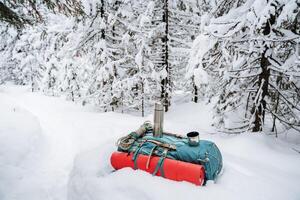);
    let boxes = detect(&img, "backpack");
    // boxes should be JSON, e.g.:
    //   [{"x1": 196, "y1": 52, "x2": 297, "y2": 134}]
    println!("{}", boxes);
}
[{"x1": 117, "y1": 131, "x2": 222, "y2": 181}]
